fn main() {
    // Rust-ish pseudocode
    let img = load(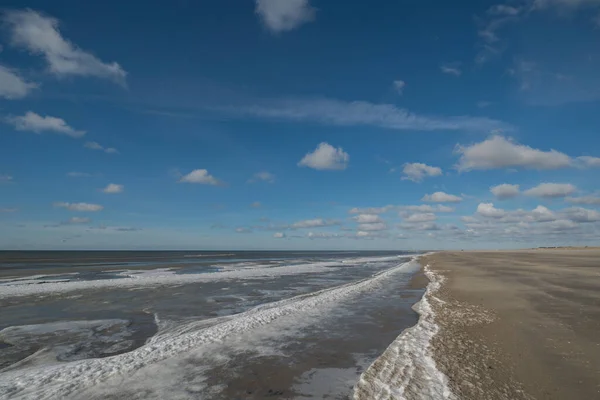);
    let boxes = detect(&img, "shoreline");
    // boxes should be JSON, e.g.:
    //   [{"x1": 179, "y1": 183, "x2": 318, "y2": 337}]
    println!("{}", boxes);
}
[{"x1": 421, "y1": 249, "x2": 600, "y2": 400}]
